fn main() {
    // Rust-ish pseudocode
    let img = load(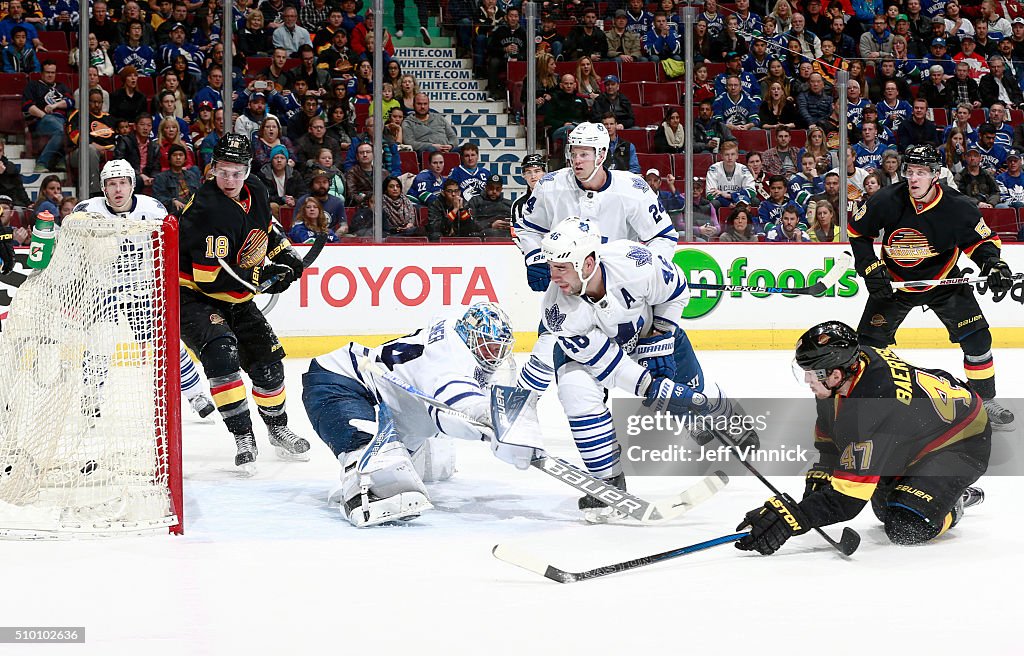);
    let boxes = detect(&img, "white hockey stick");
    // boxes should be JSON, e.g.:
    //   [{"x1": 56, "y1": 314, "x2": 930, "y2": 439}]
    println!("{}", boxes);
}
[
  {"x1": 357, "y1": 356, "x2": 728, "y2": 524},
  {"x1": 890, "y1": 271, "x2": 1024, "y2": 290}
]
